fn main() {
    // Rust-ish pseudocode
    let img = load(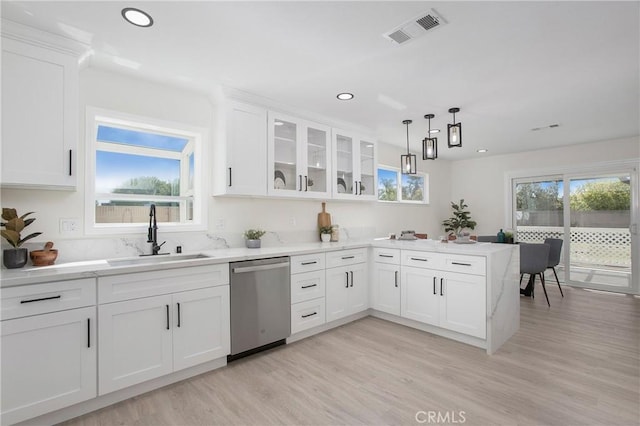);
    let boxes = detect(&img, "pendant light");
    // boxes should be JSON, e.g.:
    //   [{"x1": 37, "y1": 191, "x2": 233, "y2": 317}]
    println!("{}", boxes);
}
[
  {"x1": 447, "y1": 107, "x2": 462, "y2": 148},
  {"x1": 422, "y1": 114, "x2": 438, "y2": 160},
  {"x1": 400, "y1": 119, "x2": 417, "y2": 174}
]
